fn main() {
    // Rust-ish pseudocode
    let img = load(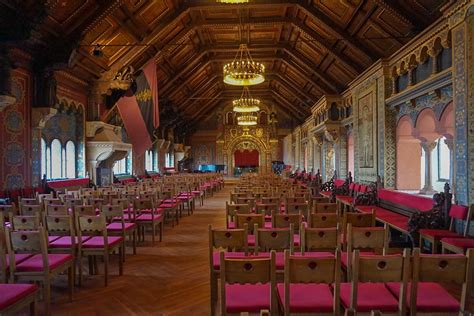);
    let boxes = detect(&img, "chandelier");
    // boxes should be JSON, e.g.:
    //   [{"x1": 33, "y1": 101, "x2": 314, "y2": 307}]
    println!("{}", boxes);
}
[
  {"x1": 237, "y1": 114, "x2": 258, "y2": 126},
  {"x1": 217, "y1": 0, "x2": 249, "y2": 2},
  {"x1": 223, "y1": 44, "x2": 265, "y2": 86},
  {"x1": 233, "y1": 87, "x2": 261, "y2": 112}
]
